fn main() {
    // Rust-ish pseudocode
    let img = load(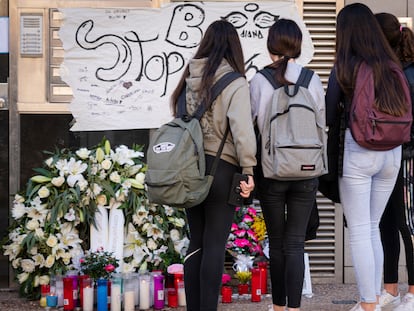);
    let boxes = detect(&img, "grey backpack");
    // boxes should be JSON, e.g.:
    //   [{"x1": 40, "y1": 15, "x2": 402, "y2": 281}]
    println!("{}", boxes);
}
[
  {"x1": 145, "y1": 72, "x2": 242, "y2": 208},
  {"x1": 258, "y1": 67, "x2": 328, "y2": 180}
]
